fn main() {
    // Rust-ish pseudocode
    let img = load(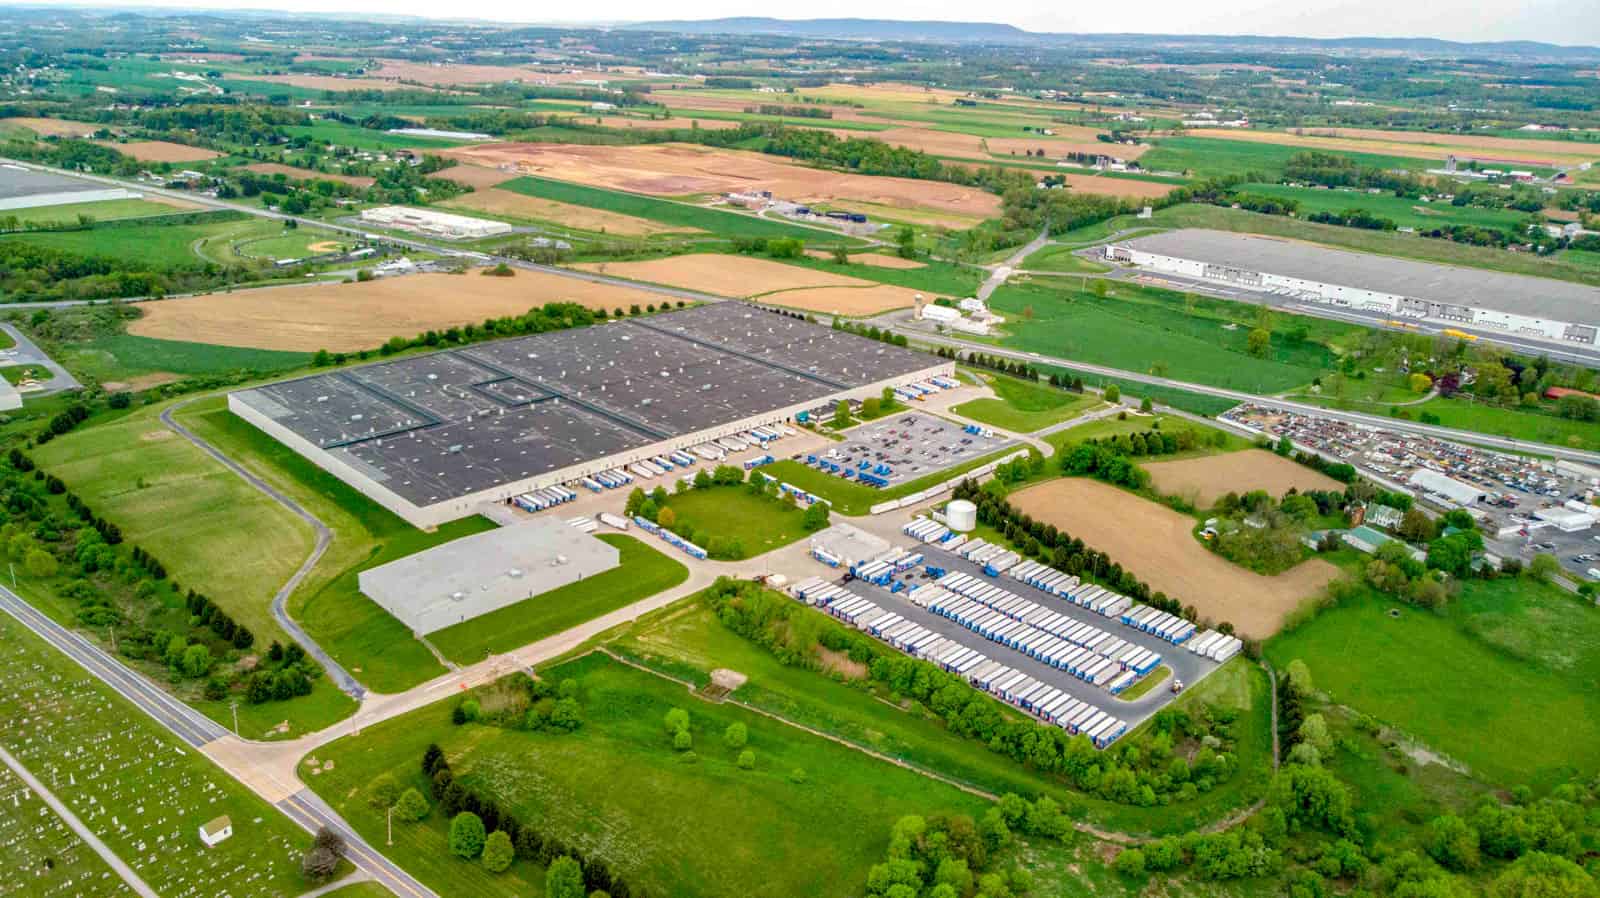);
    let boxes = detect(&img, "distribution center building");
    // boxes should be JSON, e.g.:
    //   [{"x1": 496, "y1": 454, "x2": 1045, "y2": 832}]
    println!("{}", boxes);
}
[
  {"x1": 231, "y1": 303, "x2": 952, "y2": 528},
  {"x1": 357, "y1": 205, "x2": 512, "y2": 239},
  {"x1": 1104, "y1": 229, "x2": 1600, "y2": 347},
  {"x1": 357, "y1": 518, "x2": 620, "y2": 634}
]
